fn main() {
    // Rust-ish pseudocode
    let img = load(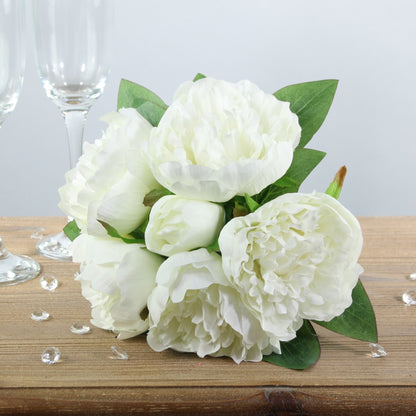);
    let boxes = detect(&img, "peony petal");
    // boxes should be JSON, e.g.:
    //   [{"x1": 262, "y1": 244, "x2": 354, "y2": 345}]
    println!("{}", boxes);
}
[
  {"x1": 219, "y1": 191, "x2": 364, "y2": 342},
  {"x1": 73, "y1": 234, "x2": 164, "y2": 337},
  {"x1": 145, "y1": 77, "x2": 301, "y2": 202},
  {"x1": 59, "y1": 108, "x2": 161, "y2": 236},
  {"x1": 72, "y1": 234, "x2": 143, "y2": 265},
  {"x1": 96, "y1": 172, "x2": 152, "y2": 235},
  {"x1": 111, "y1": 248, "x2": 163, "y2": 325},
  {"x1": 147, "y1": 248, "x2": 272, "y2": 363}
]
